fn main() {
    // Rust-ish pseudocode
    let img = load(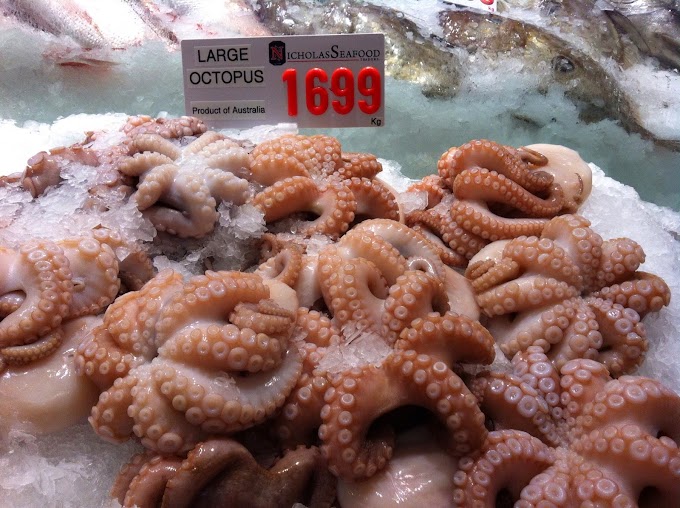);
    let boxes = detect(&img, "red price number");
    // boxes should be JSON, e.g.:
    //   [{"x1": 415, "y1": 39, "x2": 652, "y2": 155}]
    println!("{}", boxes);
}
[{"x1": 282, "y1": 67, "x2": 381, "y2": 117}]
